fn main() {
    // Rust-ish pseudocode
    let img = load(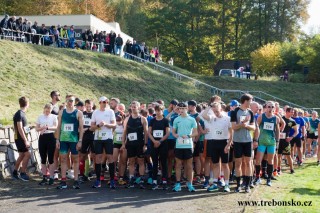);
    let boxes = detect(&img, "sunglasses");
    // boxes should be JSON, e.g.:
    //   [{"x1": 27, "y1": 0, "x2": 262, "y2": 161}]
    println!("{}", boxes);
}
[
  {"x1": 67, "y1": 99, "x2": 74, "y2": 102},
  {"x1": 267, "y1": 106, "x2": 275, "y2": 108},
  {"x1": 55, "y1": 94, "x2": 60, "y2": 97},
  {"x1": 100, "y1": 101, "x2": 107, "y2": 104}
]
